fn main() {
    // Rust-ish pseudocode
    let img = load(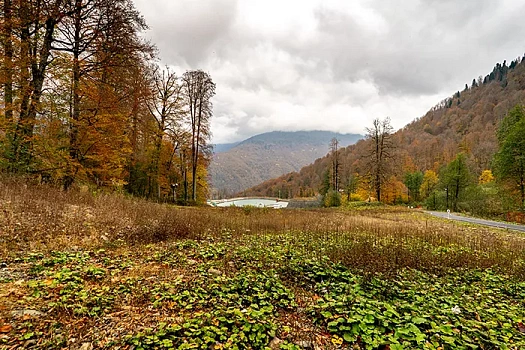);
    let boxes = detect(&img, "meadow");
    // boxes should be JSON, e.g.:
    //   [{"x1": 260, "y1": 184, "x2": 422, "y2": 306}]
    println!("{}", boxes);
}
[{"x1": 1, "y1": 177, "x2": 525, "y2": 349}]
